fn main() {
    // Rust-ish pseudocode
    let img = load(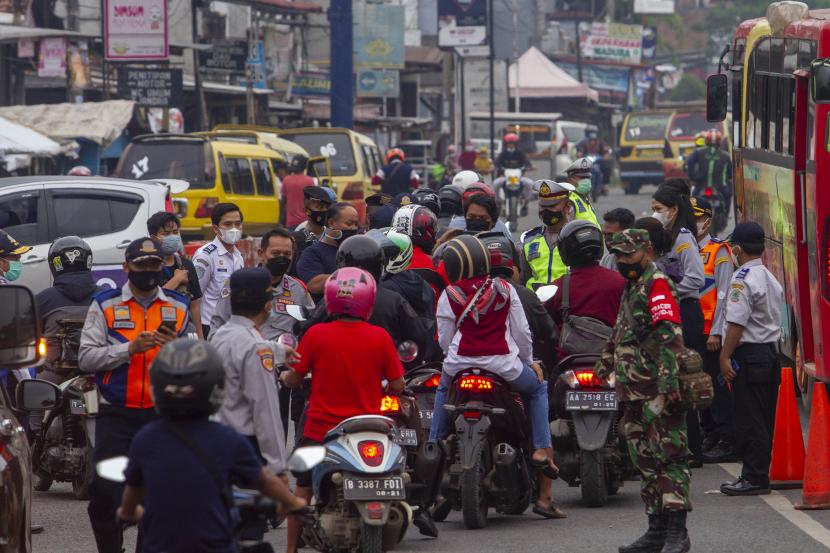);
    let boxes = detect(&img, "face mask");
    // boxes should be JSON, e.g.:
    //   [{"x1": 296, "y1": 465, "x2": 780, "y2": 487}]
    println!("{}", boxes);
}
[
  {"x1": 159, "y1": 234, "x2": 183, "y2": 256},
  {"x1": 266, "y1": 256, "x2": 292, "y2": 278},
  {"x1": 219, "y1": 227, "x2": 242, "y2": 245},
  {"x1": 696, "y1": 220, "x2": 708, "y2": 237},
  {"x1": 506, "y1": 147, "x2": 515, "y2": 153},
  {"x1": 309, "y1": 210, "x2": 328, "y2": 227},
  {"x1": 651, "y1": 210, "x2": 669, "y2": 227},
  {"x1": 128, "y1": 270, "x2": 161, "y2": 291},
  {"x1": 465, "y1": 218, "x2": 491, "y2": 232},
  {"x1": 617, "y1": 260, "x2": 645, "y2": 281},
  {"x1": 541, "y1": 210, "x2": 563, "y2": 226},
  {"x1": 339, "y1": 228, "x2": 360, "y2": 241},
  {"x1": 3, "y1": 260, "x2": 22, "y2": 282}
]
